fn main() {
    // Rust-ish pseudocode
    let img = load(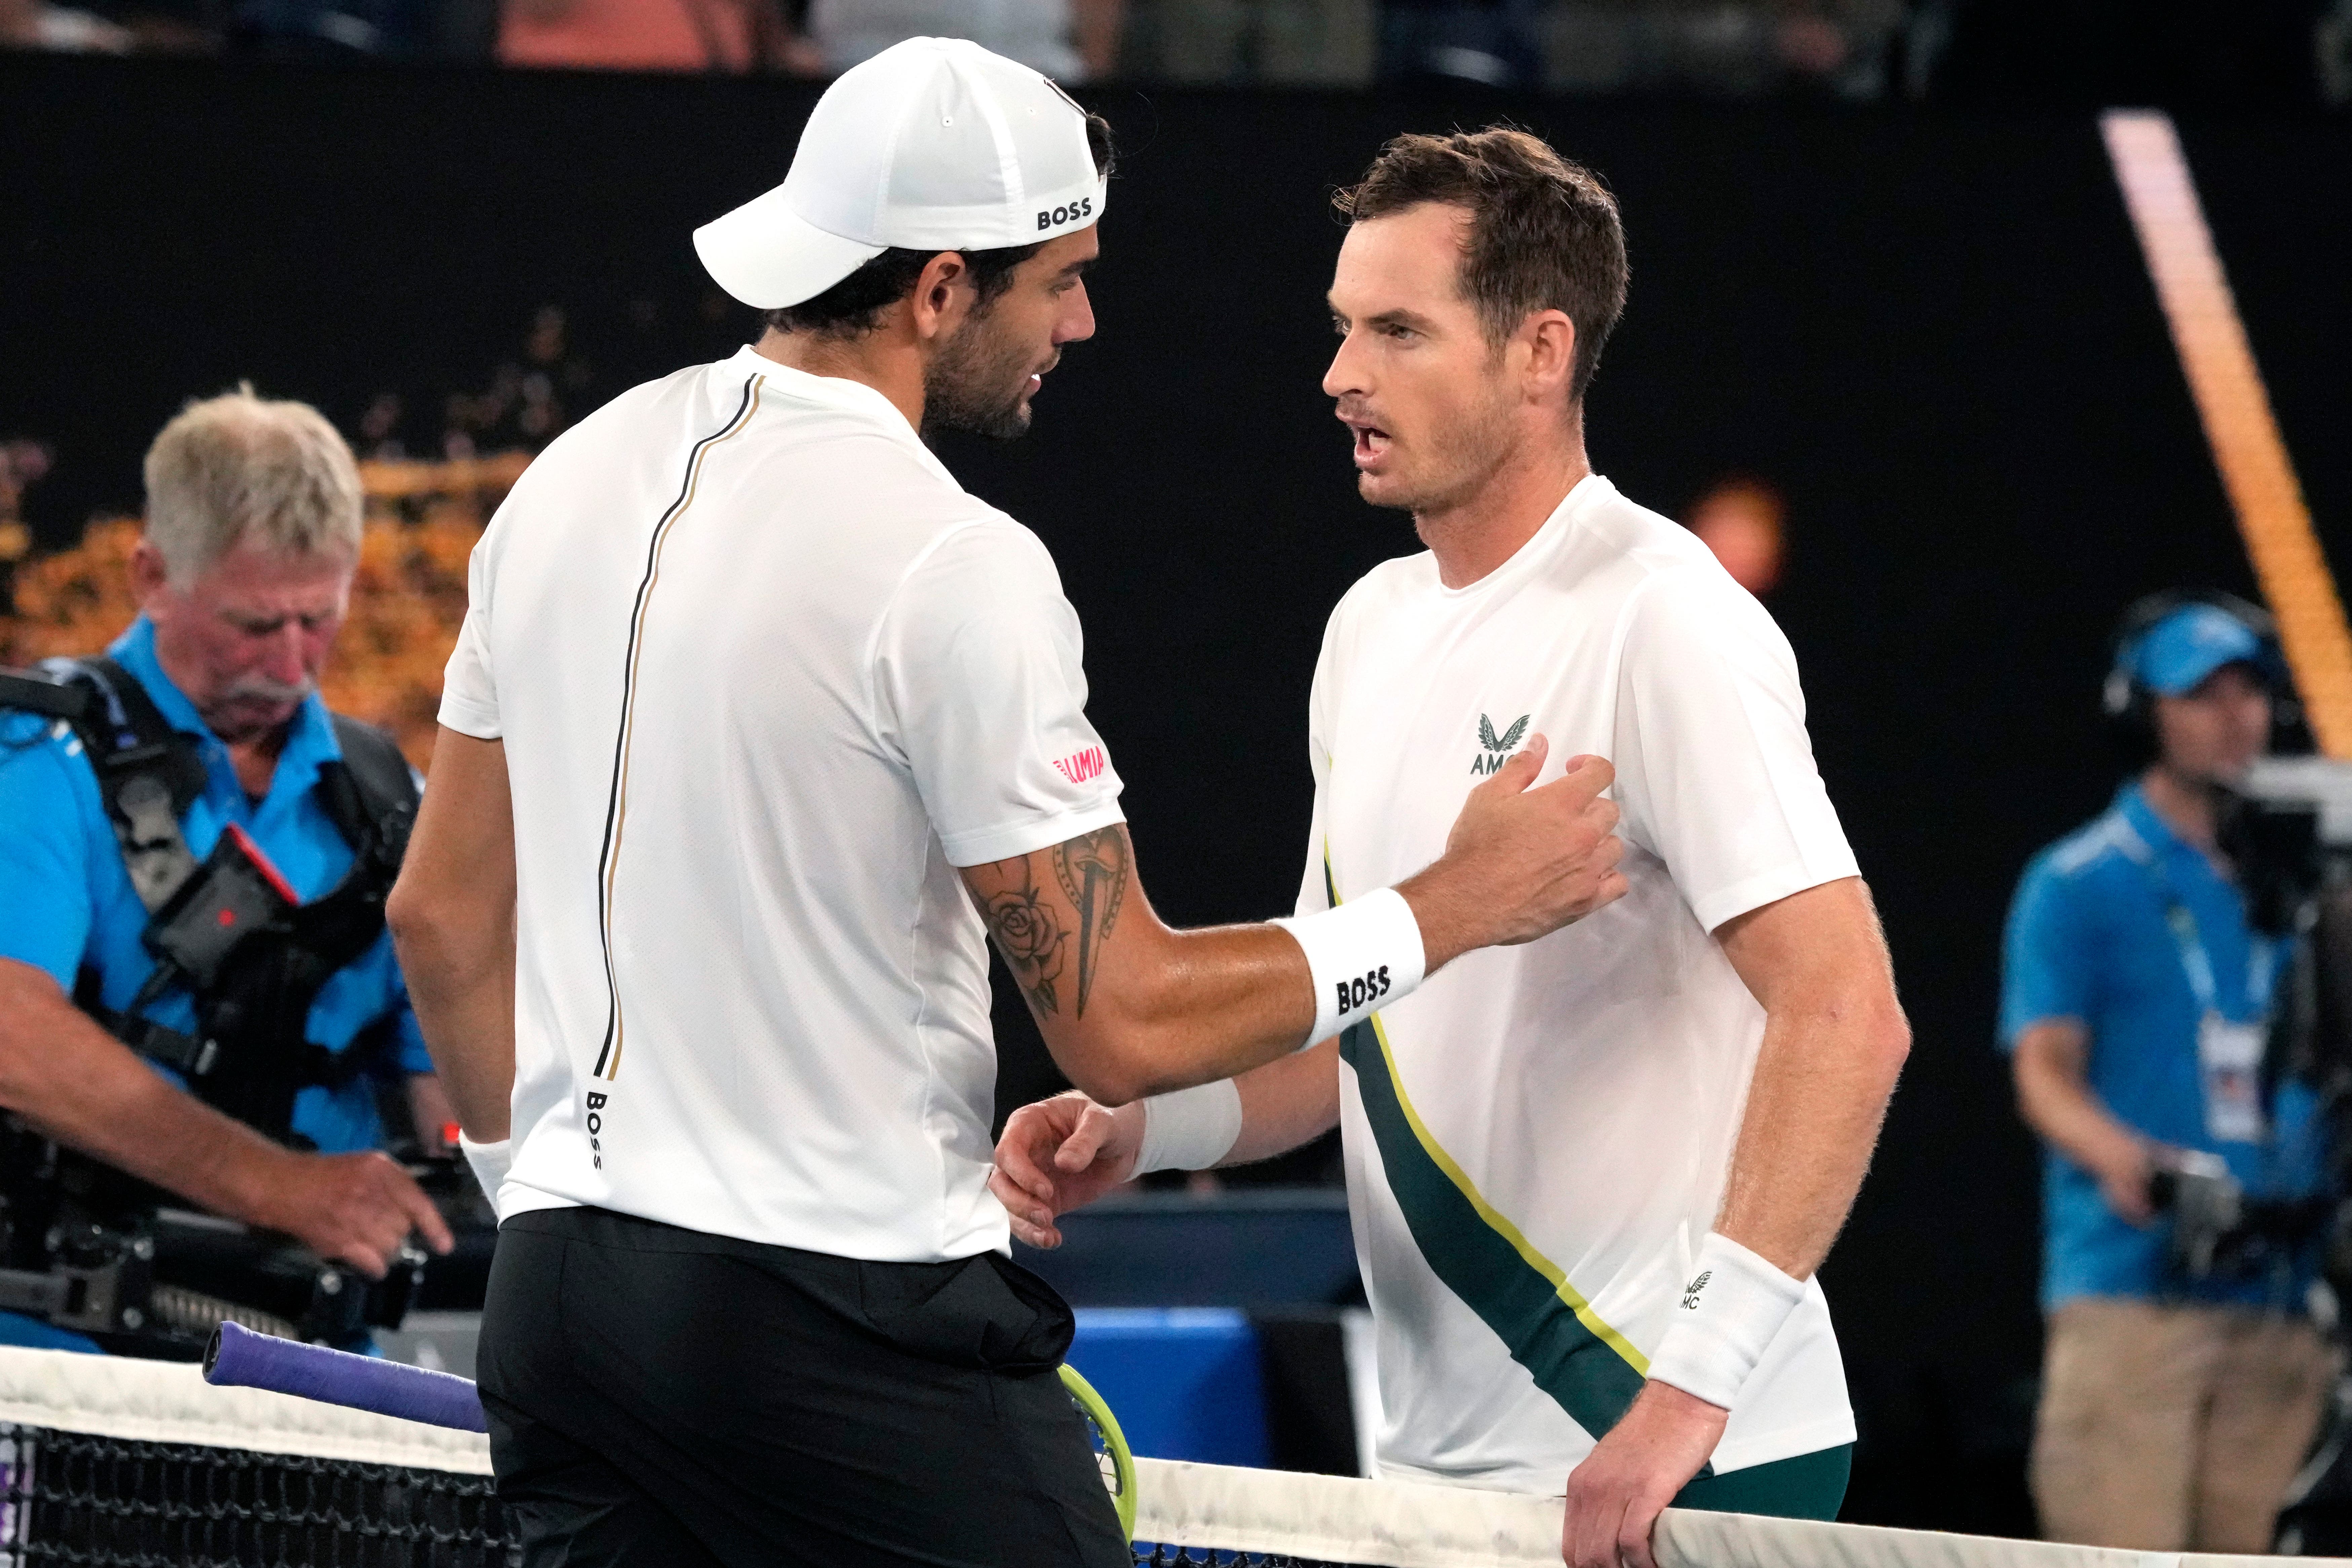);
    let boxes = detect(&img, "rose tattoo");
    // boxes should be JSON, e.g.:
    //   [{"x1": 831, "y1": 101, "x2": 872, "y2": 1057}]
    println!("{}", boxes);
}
[
  {"x1": 984, "y1": 883, "x2": 1069, "y2": 1016},
  {"x1": 969, "y1": 827, "x2": 1132, "y2": 1022}
]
